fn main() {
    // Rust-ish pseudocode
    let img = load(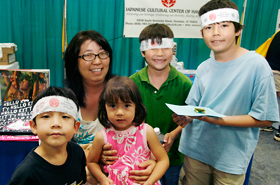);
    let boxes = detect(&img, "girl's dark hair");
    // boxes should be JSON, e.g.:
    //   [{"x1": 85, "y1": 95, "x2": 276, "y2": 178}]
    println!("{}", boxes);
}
[
  {"x1": 64, "y1": 30, "x2": 114, "y2": 108},
  {"x1": 199, "y1": 0, "x2": 244, "y2": 33},
  {"x1": 32, "y1": 86, "x2": 79, "y2": 110},
  {"x1": 139, "y1": 23, "x2": 174, "y2": 45},
  {"x1": 98, "y1": 76, "x2": 147, "y2": 128}
]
